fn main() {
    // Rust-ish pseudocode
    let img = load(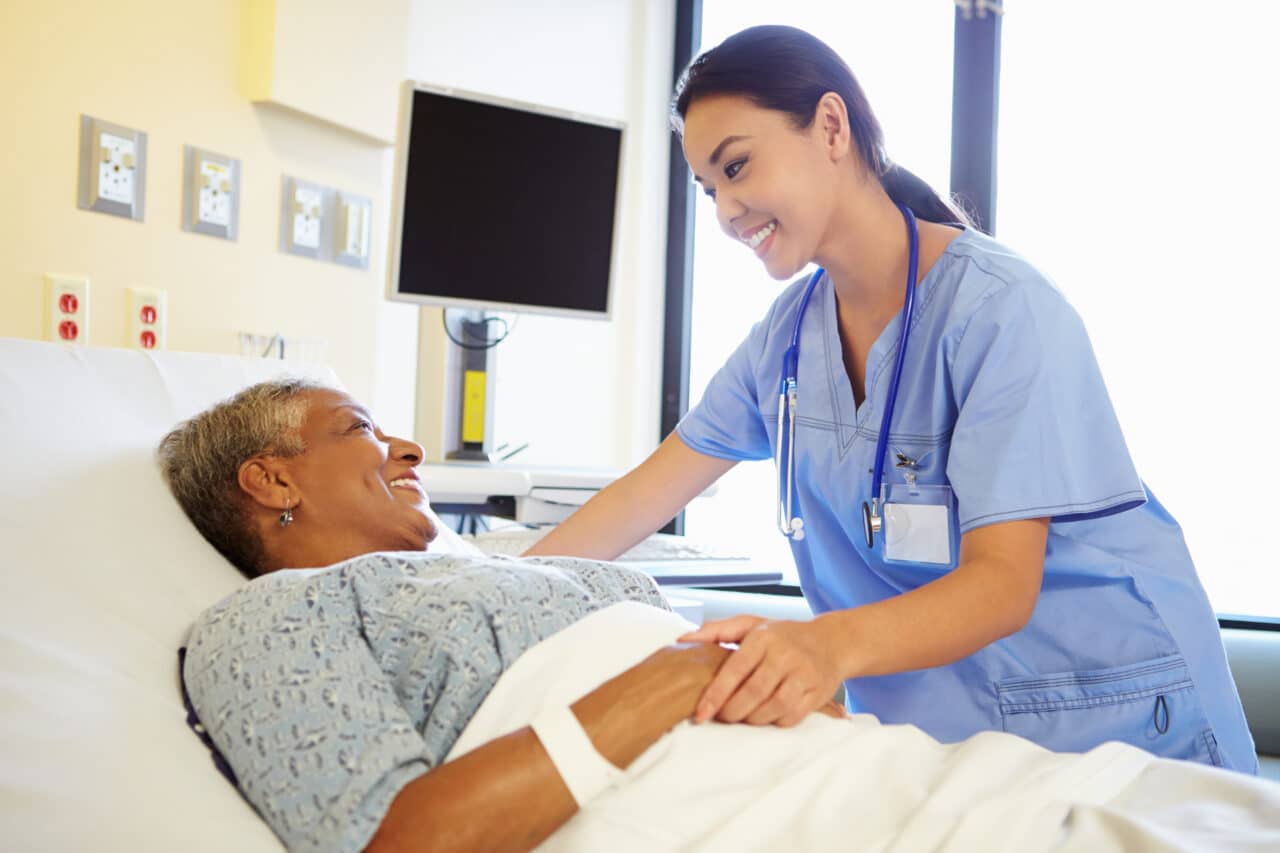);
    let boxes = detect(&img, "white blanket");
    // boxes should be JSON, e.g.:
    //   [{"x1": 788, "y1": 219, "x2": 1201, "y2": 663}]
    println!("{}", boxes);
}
[{"x1": 446, "y1": 602, "x2": 1182, "y2": 852}]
